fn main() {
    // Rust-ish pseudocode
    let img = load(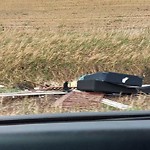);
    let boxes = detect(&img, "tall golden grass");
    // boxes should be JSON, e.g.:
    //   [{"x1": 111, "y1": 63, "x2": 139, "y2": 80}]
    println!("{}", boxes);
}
[
  {"x1": 0, "y1": 29, "x2": 150, "y2": 85},
  {"x1": 0, "y1": 0, "x2": 150, "y2": 85}
]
